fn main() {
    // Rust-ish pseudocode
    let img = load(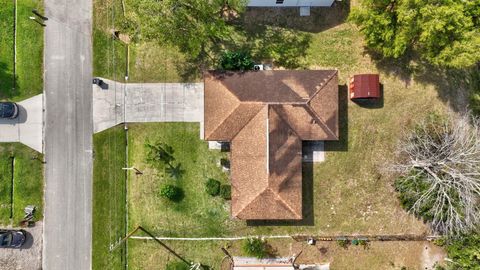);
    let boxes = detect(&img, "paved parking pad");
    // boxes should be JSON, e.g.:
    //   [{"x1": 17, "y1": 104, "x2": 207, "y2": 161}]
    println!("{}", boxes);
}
[
  {"x1": 0, "y1": 222, "x2": 43, "y2": 270},
  {"x1": 93, "y1": 79, "x2": 204, "y2": 136},
  {"x1": 0, "y1": 95, "x2": 43, "y2": 153}
]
